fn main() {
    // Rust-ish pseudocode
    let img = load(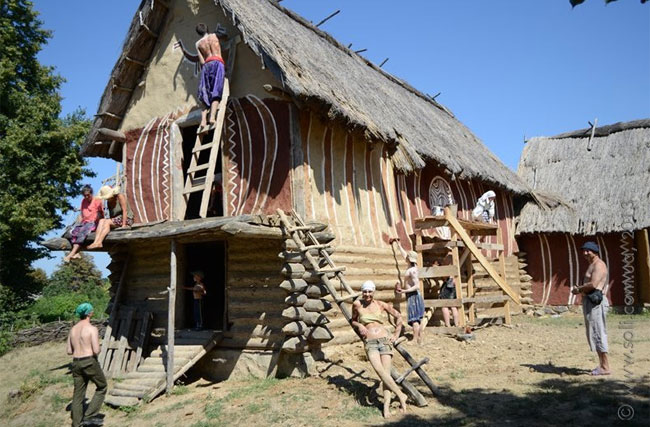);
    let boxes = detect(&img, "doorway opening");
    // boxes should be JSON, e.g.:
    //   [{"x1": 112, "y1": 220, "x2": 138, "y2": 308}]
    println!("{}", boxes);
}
[{"x1": 180, "y1": 240, "x2": 226, "y2": 331}]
